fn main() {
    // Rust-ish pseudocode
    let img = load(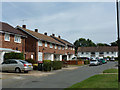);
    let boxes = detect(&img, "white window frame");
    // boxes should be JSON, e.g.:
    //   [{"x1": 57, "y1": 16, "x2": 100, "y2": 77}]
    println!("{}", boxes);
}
[
  {"x1": 31, "y1": 54, "x2": 34, "y2": 59},
  {"x1": 58, "y1": 46, "x2": 61, "y2": 50},
  {"x1": 65, "y1": 46, "x2": 68, "y2": 49},
  {"x1": 4, "y1": 34, "x2": 10, "y2": 41},
  {"x1": 38, "y1": 40, "x2": 42, "y2": 46},
  {"x1": 55, "y1": 45, "x2": 57, "y2": 49},
  {"x1": 73, "y1": 48, "x2": 75, "y2": 50},
  {"x1": 14, "y1": 35, "x2": 21, "y2": 43},
  {"x1": 50, "y1": 43, "x2": 53, "y2": 48},
  {"x1": 45, "y1": 42, "x2": 47, "y2": 47},
  {"x1": 62, "y1": 47, "x2": 64, "y2": 50}
]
